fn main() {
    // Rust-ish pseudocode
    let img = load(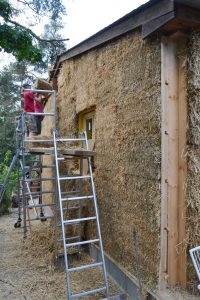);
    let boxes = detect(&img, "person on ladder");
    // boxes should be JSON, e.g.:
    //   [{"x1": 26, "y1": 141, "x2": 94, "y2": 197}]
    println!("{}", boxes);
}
[
  {"x1": 23, "y1": 84, "x2": 47, "y2": 220},
  {"x1": 23, "y1": 84, "x2": 38, "y2": 138}
]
